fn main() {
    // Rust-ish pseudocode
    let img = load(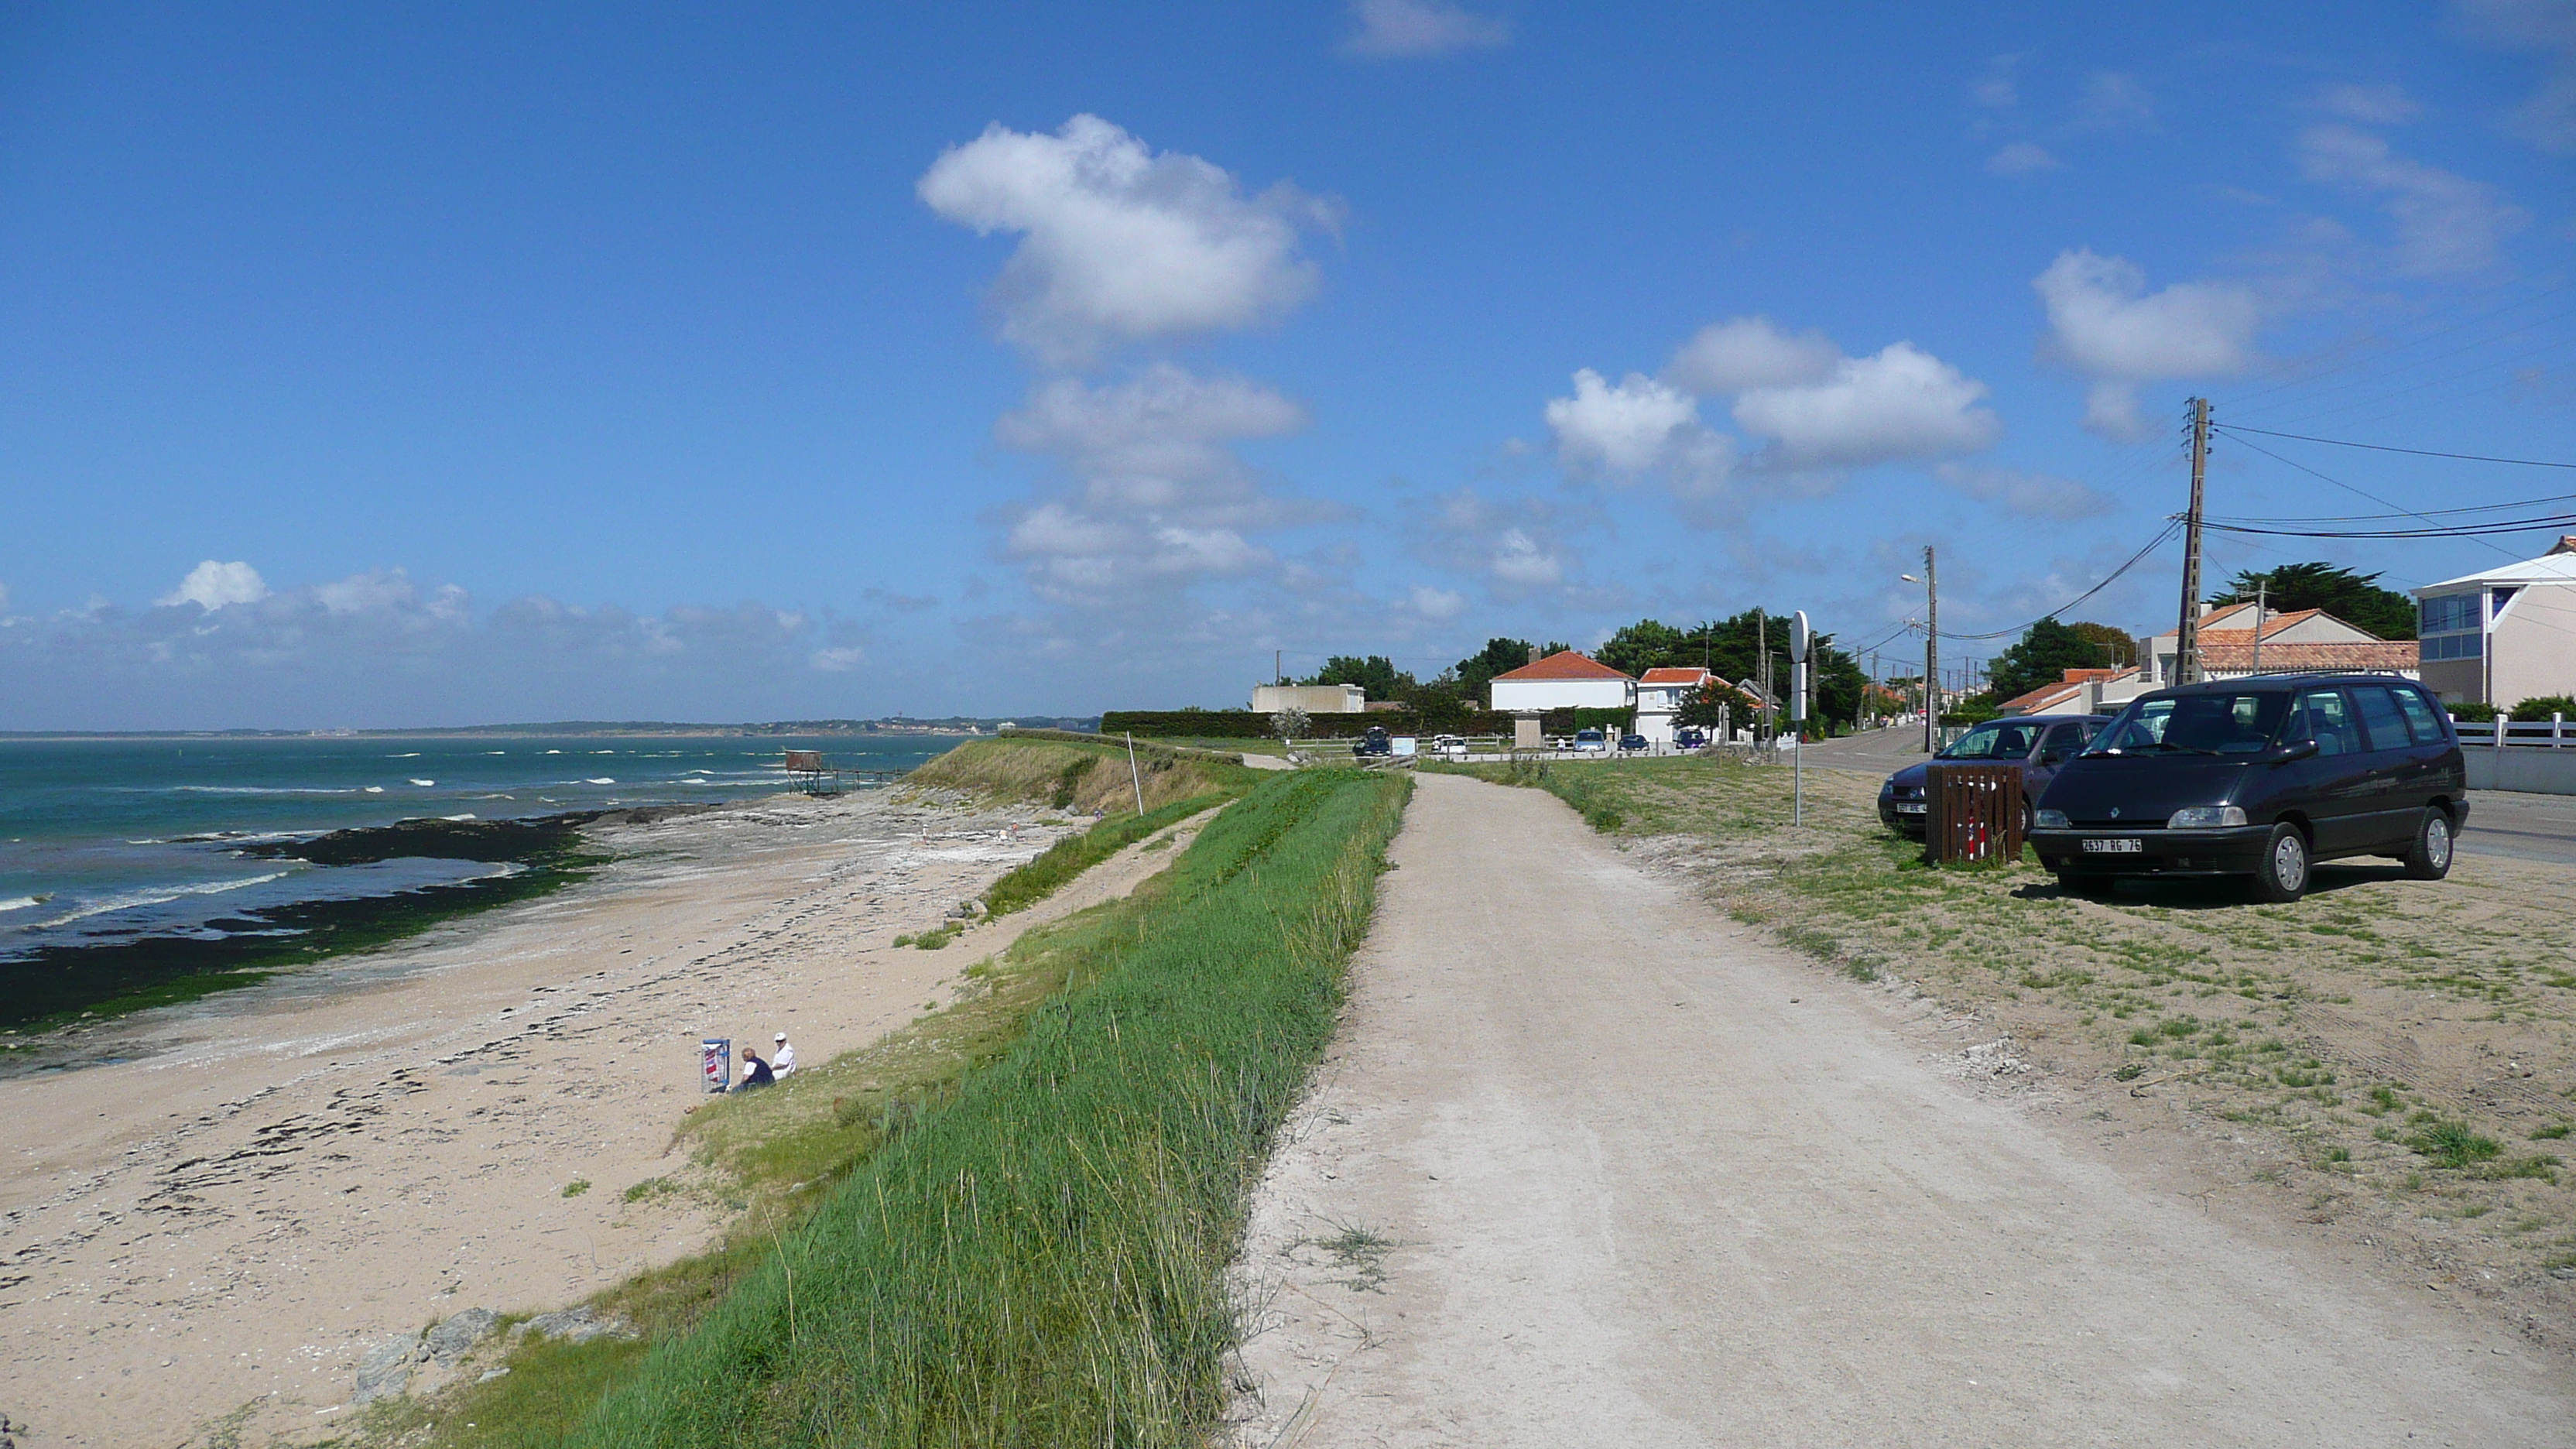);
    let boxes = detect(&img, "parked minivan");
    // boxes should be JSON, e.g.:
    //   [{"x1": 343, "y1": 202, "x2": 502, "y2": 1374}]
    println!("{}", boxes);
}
[{"x1": 2028, "y1": 675, "x2": 2468, "y2": 903}]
